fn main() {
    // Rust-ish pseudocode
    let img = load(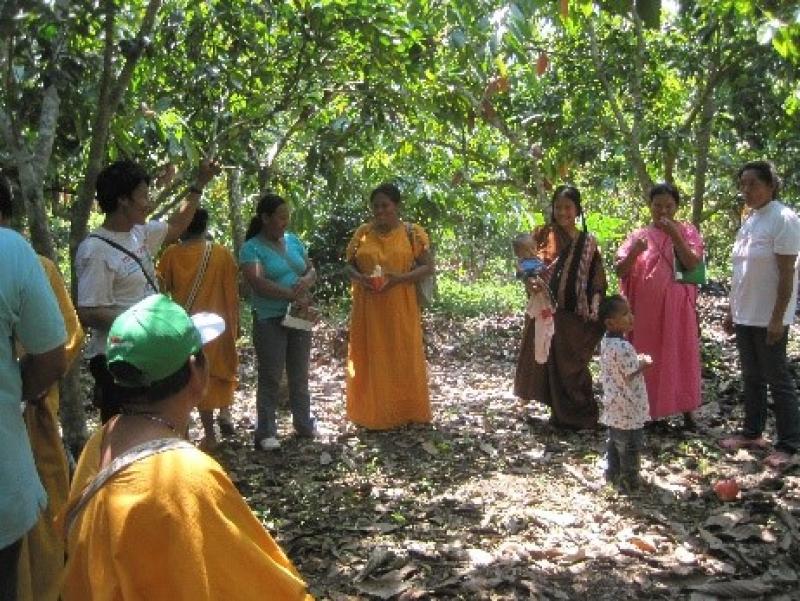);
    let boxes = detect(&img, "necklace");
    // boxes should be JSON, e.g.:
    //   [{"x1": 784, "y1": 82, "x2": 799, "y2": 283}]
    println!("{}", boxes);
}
[{"x1": 124, "y1": 411, "x2": 181, "y2": 437}]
